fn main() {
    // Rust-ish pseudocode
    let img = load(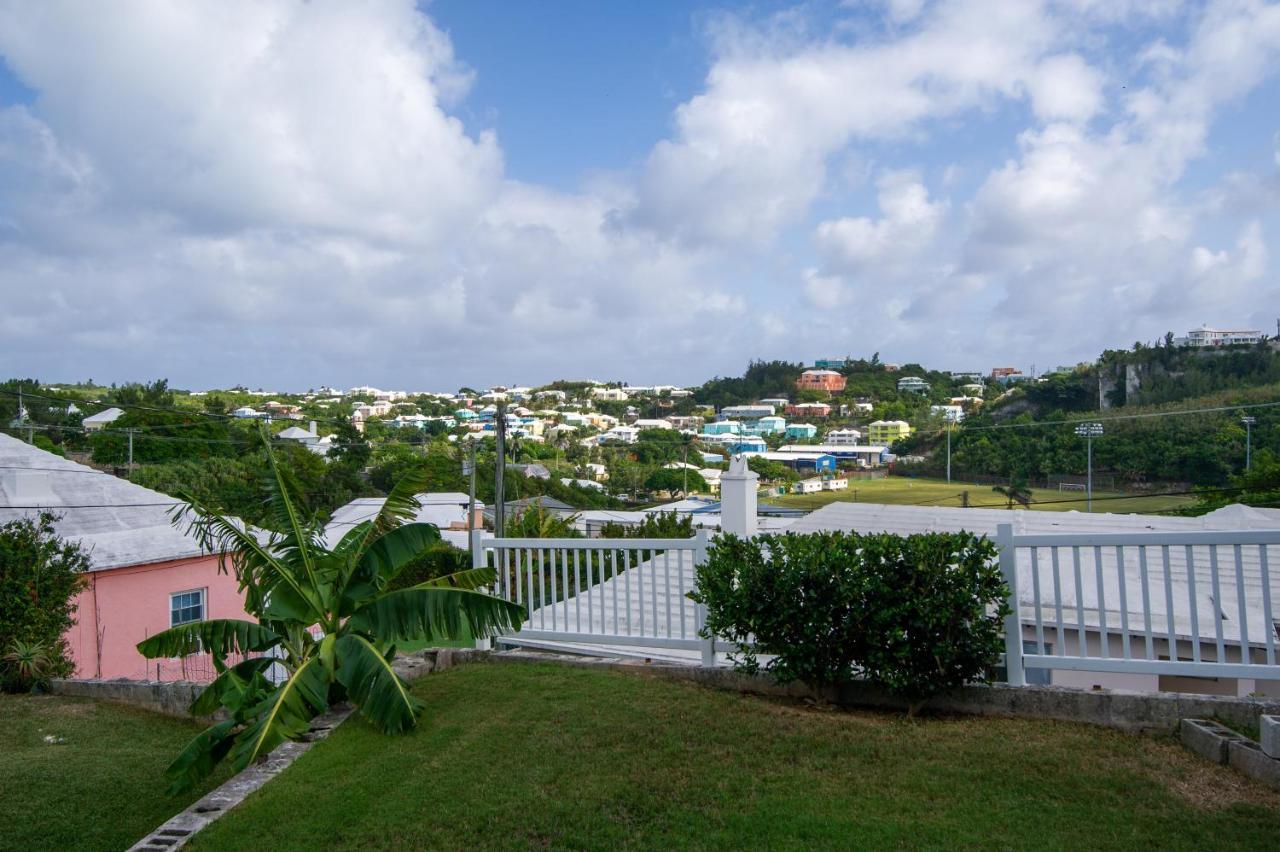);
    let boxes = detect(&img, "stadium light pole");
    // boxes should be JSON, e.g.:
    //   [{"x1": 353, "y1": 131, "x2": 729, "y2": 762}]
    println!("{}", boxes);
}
[
  {"x1": 1074, "y1": 422, "x2": 1103, "y2": 512},
  {"x1": 945, "y1": 420, "x2": 952, "y2": 484},
  {"x1": 1241, "y1": 416, "x2": 1256, "y2": 471}
]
